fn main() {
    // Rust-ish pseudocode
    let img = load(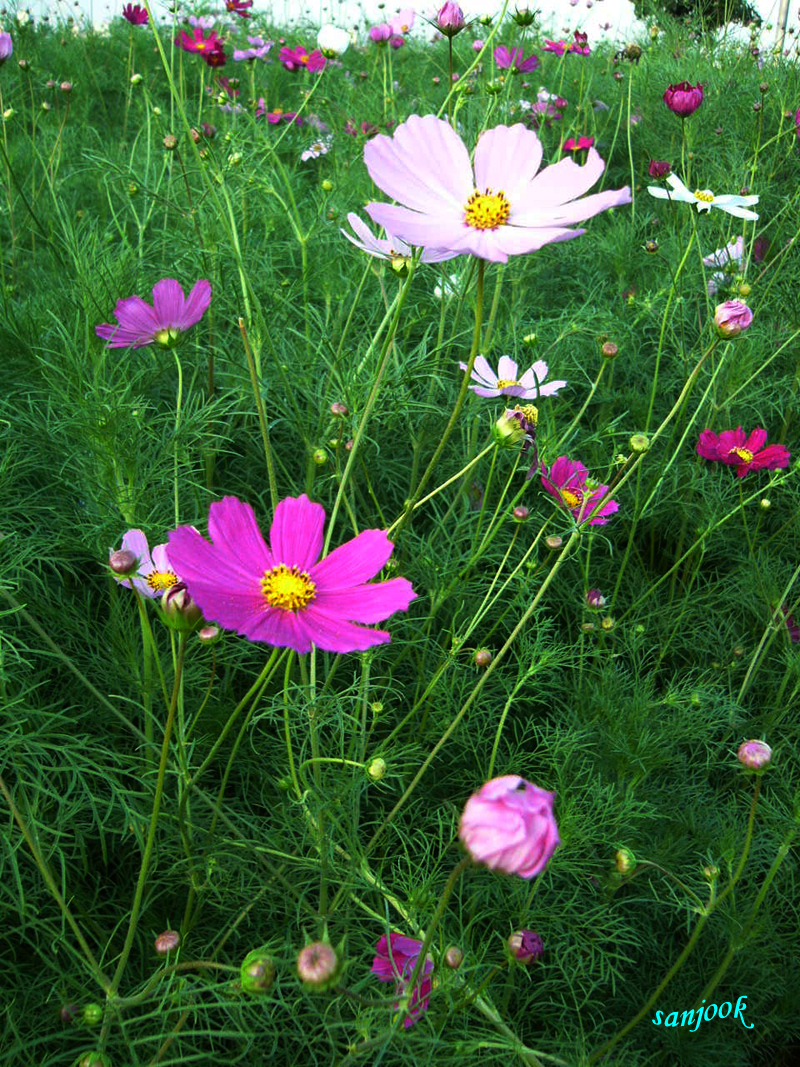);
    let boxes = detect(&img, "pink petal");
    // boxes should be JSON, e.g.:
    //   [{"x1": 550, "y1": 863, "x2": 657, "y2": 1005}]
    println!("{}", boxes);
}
[
  {"x1": 268, "y1": 495, "x2": 325, "y2": 570},
  {"x1": 743, "y1": 427, "x2": 768, "y2": 454},
  {"x1": 179, "y1": 280, "x2": 212, "y2": 328},
  {"x1": 473, "y1": 124, "x2": 543, "y2": 204},
  {"x1": 696, "y1": 429, "x2": 720, "y2": 460},
  {"x1": 312, "y1": 529, "x2": 396, "y2": 588},
  {"x1": 342, "y1": 213, "x2": 391, "y2": 257},
  {"x1": 150, "y1": 542, "x2": 174, "y2": 575},
  {"x1": 120, "y1": 528, "x2": 152, "y2": 566},
  {"x1": 295, "y1": 605, "x2": 393, "y2": 653},
  {"x1": 365, "y1": 203, "x2": 465, "y2": 249},
  {"x1": 518, "y1": 147, "x2": 606, "y2": 208},
  {"x1": 496, "y1": 355, "x2": 518, "y2": 381},
  {"x1": 490, "y1": 224, "x2": 585, "y2": 258},
  {"x1": 516, "y1": 187, "x2": 632, "y2": 229},
  {"x1": 207, "y1": 497, "x2": 274, "y2": 577},
  {"x1": 314, "y1": 576, "x2": 416, "y2": 623},
  {"x1": 151, "y1": 279, "x2": 187, "y2": 327}
]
